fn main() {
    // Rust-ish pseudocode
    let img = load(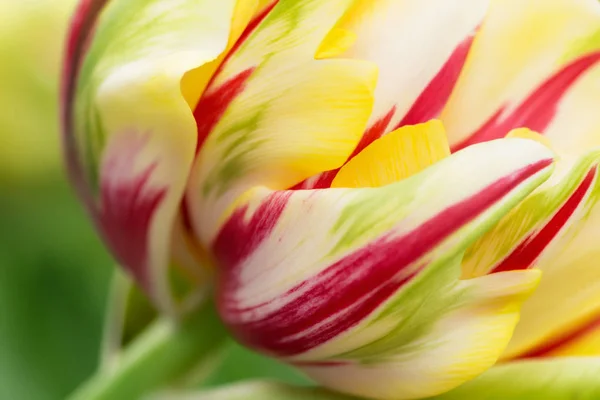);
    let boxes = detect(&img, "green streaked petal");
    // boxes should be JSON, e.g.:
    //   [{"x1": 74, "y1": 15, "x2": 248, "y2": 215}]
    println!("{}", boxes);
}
[
  {"x1": 186, "y1": 0, "x2": 378, "y2": 244},
  {"x1": 214, "y1": 139, "x2": 554, "y2": 399},
  {"x1": 463, "y1": 150, "x2": 600, "y2": 277},
  {"x1": 504, "y1": 155, "x2": 600, "y2": 359},
  {"x1": 432, "y1": 358, "x2": 600, "y2": 400},
  {"x1": 461, "y1": 149, "x2": 600, "y2": 360}
]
